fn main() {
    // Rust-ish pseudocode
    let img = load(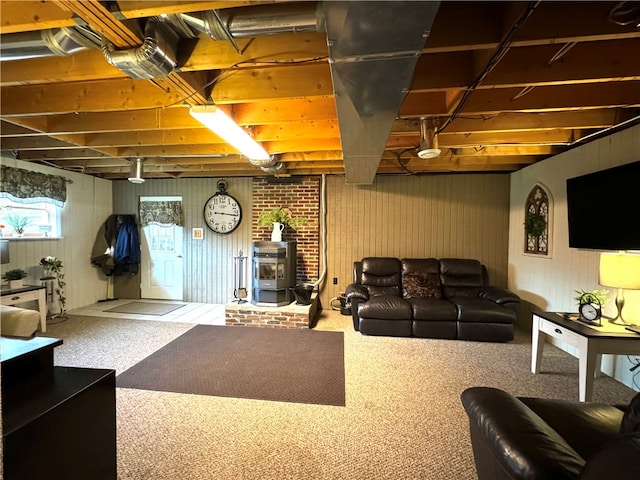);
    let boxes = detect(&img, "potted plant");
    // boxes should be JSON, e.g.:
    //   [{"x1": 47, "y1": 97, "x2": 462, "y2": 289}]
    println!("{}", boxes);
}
[
  {"x1": 6, "y1": 213, "x2": 31, "y2": 236},
  {"x1": 2, "y1": 268, "x2": 28, "y2": 289},
  {"x1": 258, "y1": 207, "x2": 307, "y2": 241},
  {"x1": 524, "y1": 212, "x2": 547, "y2": 237},
  {"x1": 40, "y1": 256, "x2": 66, "y2": 317}
]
